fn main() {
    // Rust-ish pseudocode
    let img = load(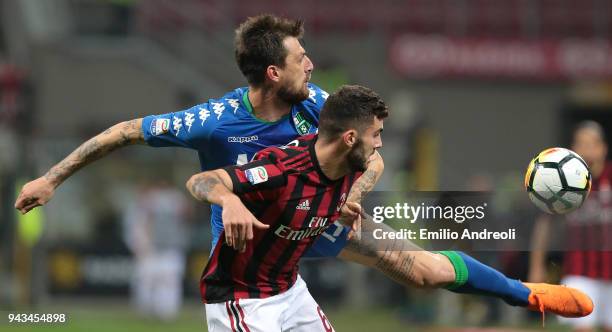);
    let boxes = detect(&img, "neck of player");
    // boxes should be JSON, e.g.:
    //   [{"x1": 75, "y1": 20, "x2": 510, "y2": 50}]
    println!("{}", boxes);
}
[
  {"x1": 249, "y1": 86, "x2": 292, "y2": 122},
  {"x1": 315, "y1": 139, "x2": 352, "y2": 181}
]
